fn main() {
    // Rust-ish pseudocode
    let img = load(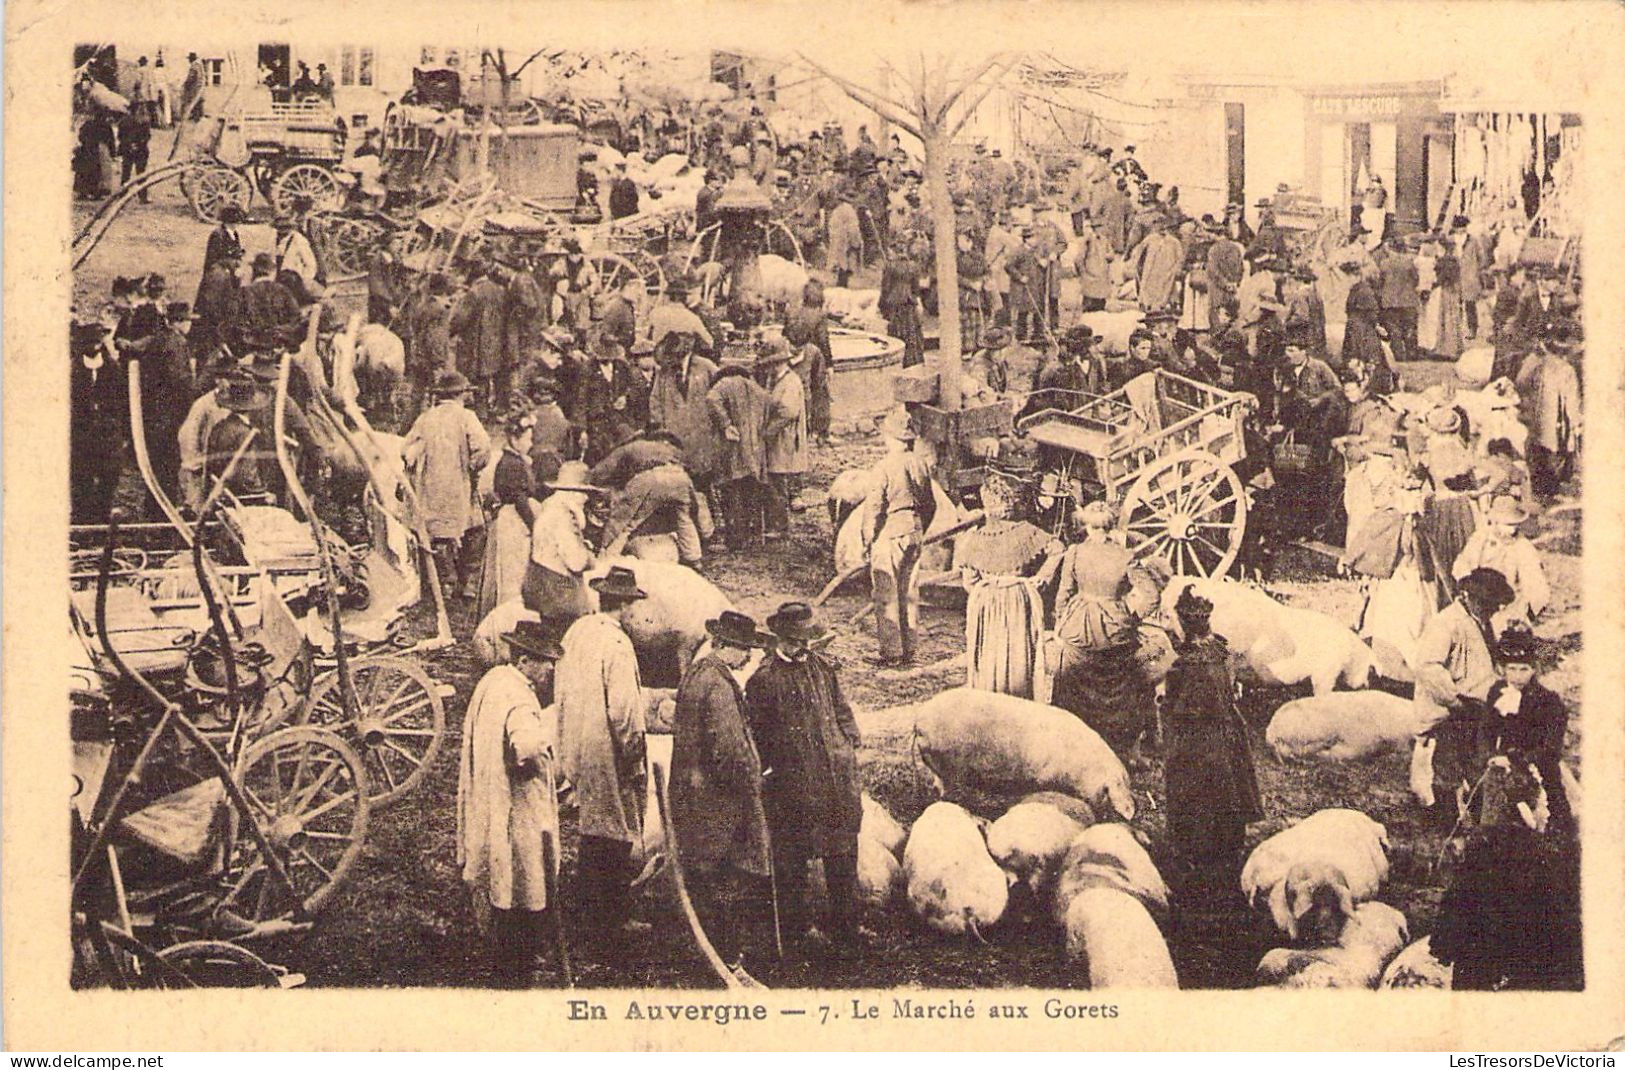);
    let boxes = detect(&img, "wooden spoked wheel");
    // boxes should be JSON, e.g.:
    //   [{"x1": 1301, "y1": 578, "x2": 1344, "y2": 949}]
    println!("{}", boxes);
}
[
  {"x1": 222, "y1": 727, "x2": 369, "y2": 924},
  {"x1": 1118, "y1": 451, "x2": 1247, "y2": 578},
  {"x1": 583, "y1": 251, "x2": 653, "y2": 303},
  {"x1": 306, "y1": 656, "x2": 446, "y2": 806},
  {"x1": 762, "y1": 220, "x2": 804, "y2": 266},
  {"x1": 155, "y1": 940, "x2": 285, "y2": 988},
  {"x1": 313, "y1": 214, "x2": 386, "y2": 276},
  {"x1": 272, "y1": 163, "x2": 344, "y2": 215},
  {"x1": 625, "y1": 248, "x2": 668, "y2": 298},
  {"x1": 183, "y1": 165, "x2": 252, "y2": 224}
]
